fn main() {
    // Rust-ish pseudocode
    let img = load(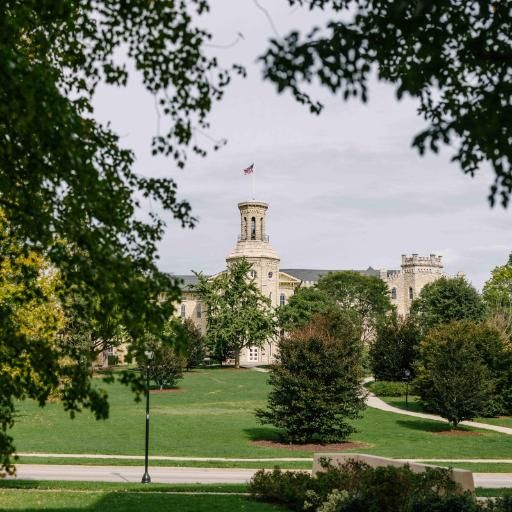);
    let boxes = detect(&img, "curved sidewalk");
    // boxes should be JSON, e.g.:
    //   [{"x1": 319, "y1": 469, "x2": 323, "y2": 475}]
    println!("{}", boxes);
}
[{"x1": 366, "y1": 393, "x2": 512, "y2": 435}]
